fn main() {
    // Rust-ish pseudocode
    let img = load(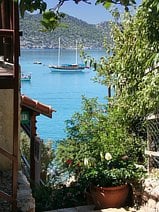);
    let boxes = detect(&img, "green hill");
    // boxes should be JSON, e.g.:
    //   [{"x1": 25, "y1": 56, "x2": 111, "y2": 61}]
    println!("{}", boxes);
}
[{"x1": 20, "y1": 13, "x2": 111, "y2": 49}]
